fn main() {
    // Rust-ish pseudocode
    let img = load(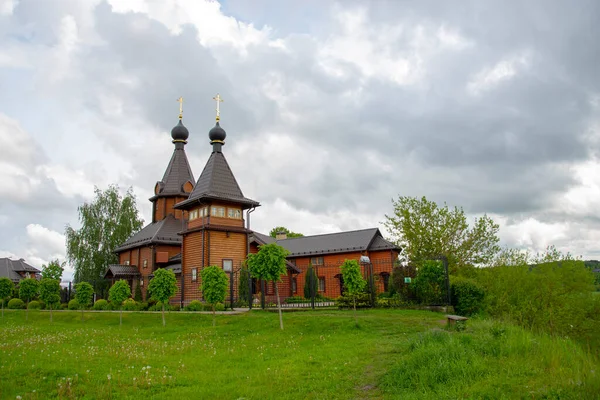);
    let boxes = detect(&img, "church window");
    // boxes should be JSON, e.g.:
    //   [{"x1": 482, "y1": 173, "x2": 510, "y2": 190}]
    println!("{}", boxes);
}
[
  {"x1": 189, "y1": 209, "x2": 199, "y2": 221},
  {"x1": 124, "y1": 260, "x2": 130, "y2": 265},
  {"x1": 143, "y1": 260, "x2": 148, "y2": 269},
  {"x1": 310, "y1": 257, "x2": 324, "y2": 266},
  {"x1": 223, "y1": 259, "x2": 233, "y2": 272},
  {"x1": 140, "y1": 278, "x2": 144, "y2": 287},
  {"x1": 211, "y1": 206, "x2": 225, "y2": 217},
  {"x1": 319, "y1": 277, "x2": 326, "y2": 292},
  {"x1": 291, "y1": 277, "x2": 297, "y2": 294},
  {"x1": 191, "y1": 268, "x2": 197, "y2": 282},
  {"x1": 228, "y1": 208, "x2": 241, "y2": 219},
  {"x1": 200, "y1": 207, "x2": 208, "y2": 217}
]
